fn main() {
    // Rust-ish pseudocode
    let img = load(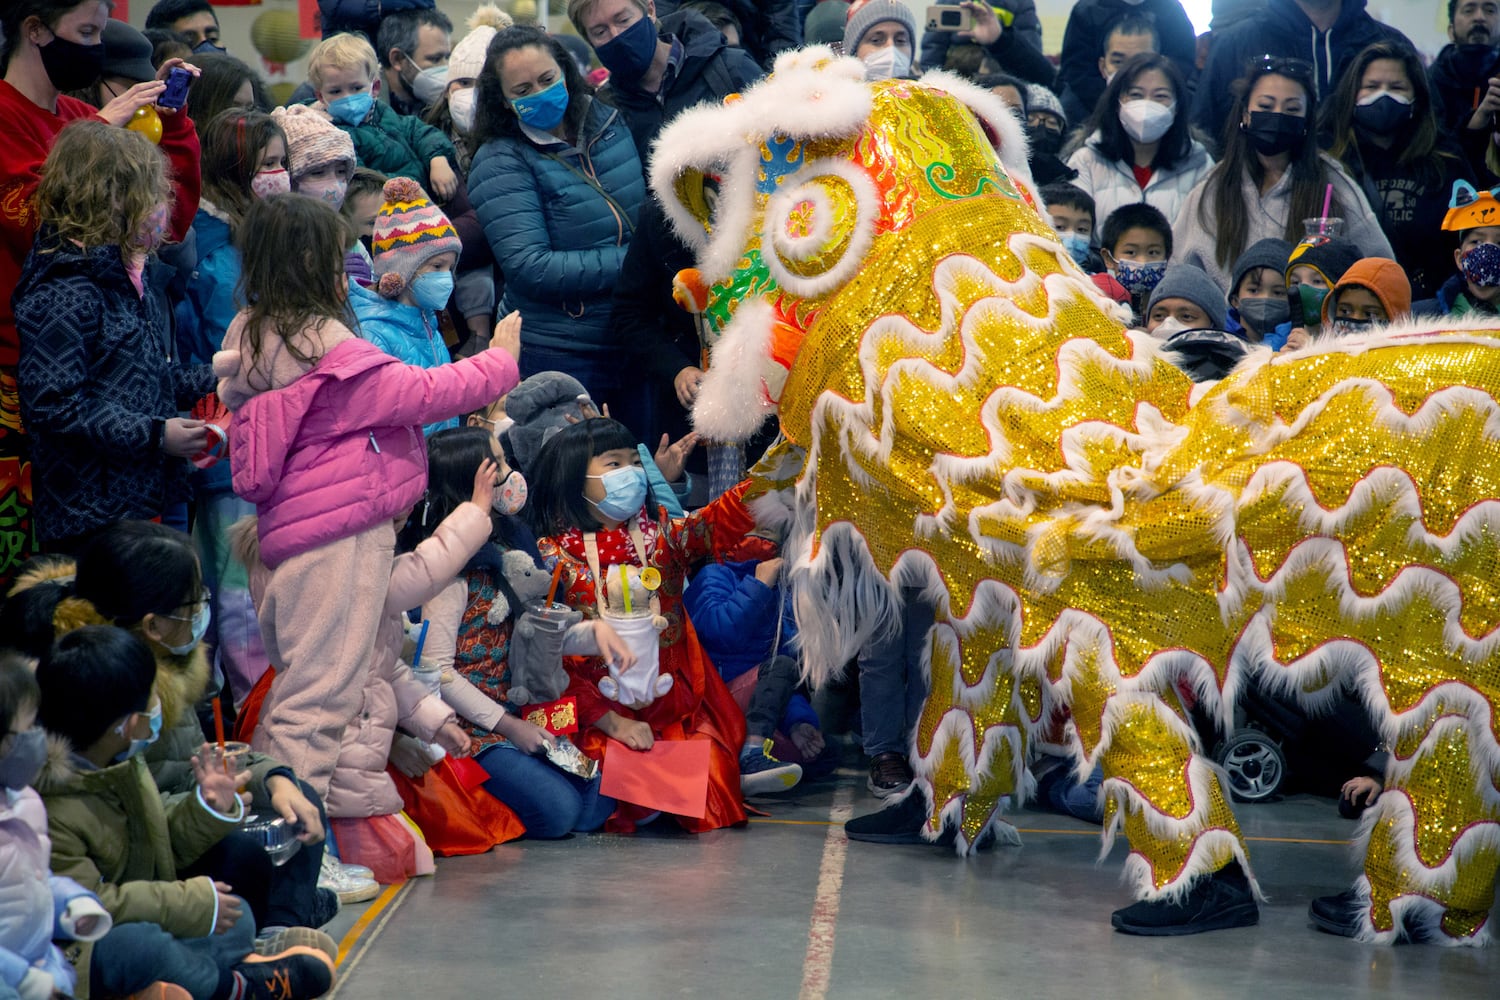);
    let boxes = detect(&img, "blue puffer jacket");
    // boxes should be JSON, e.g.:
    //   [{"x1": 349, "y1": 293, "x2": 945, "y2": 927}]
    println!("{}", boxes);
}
[
  {"x1": 348, "y1": 281, "x2": 458, "y2": 436},
  {"x1": 183, "y1": 203, "x2": 241, "y2": 496},
  {"x1": 468, "y1": 98, "x2": 646, "y2": 356},
  {"x1": 685, "y1": 559, "x2": 818, "y2": 735}
]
